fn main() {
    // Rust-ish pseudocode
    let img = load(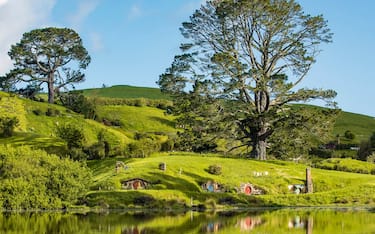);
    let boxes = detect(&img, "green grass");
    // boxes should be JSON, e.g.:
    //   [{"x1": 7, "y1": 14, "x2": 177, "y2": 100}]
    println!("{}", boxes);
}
[
  {"x1": 96, "y1": 105, "x2": 176, "y2": 134},
  {"x1": 315, "y1": 158, "x2": 375, "y2": 174},
  {"x1": 0, "y1": 92, "x2": 131, "y2": 151},
  {"x1": 81, "y1": 86, "x2": 375, "y2": 143},
  {"x1": 82, "y1": 85, "x2": 170, "y2": 100},
  {"x1": 334, "y1": 111, "x2": 375, "y2": 143},
  {"x1": 2, "y1": 88, "x2": 375, "y2": 209},
  {"x1": 86, "y1": 153, "x2": 375, "y2": 208}
]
